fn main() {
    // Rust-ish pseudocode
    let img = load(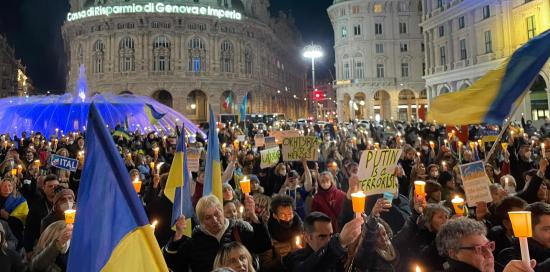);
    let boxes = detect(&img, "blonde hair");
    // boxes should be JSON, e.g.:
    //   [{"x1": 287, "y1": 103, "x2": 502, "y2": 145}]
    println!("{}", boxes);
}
[
  {"x1": 213, "y1": 242, "x2": 256, "y2": 272},
  {"x1": 196, "y1": 195, "x2": 223, "y2": 223},
  {"x1": 35, "y1": 220, "x2": 66, "y2": 253}
]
